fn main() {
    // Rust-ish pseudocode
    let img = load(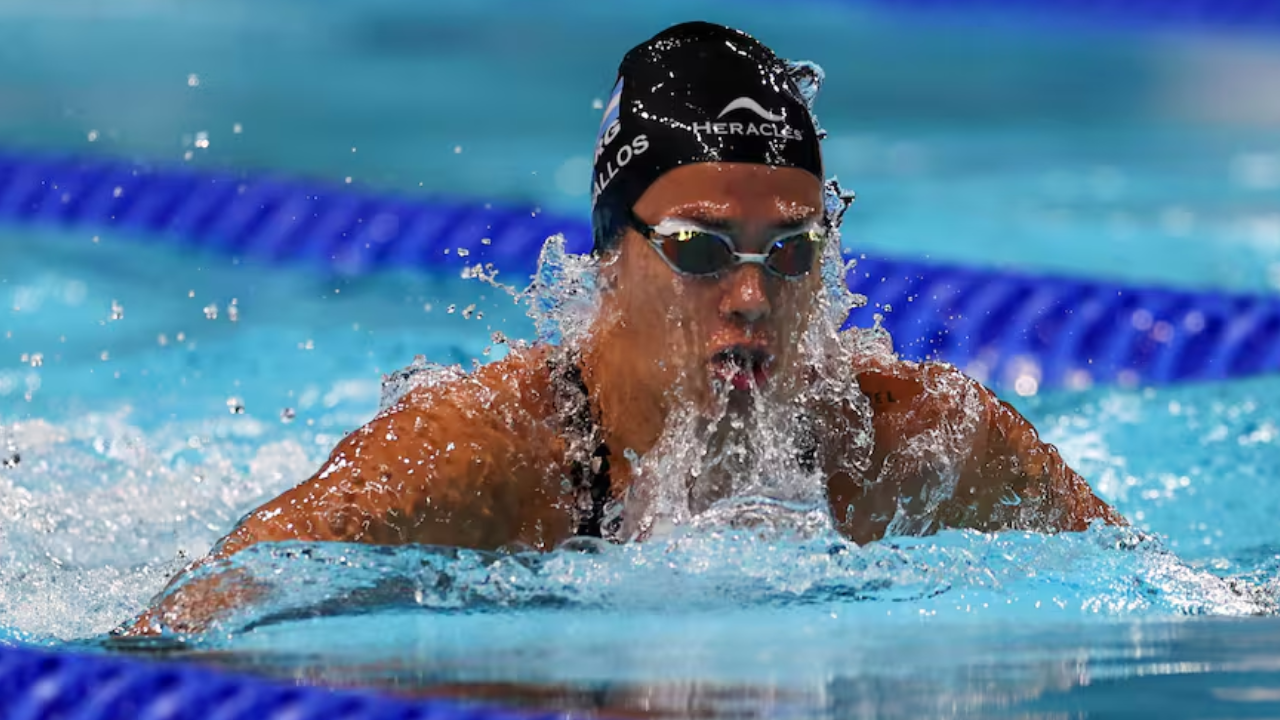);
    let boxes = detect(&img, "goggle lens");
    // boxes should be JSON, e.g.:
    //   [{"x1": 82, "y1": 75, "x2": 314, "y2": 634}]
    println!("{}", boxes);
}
[
  {"x1": 656, "y1": 229, "x2": 820, "y2": 278},
  {"x1": 764, "y1": 233, "x2": 819, "y2": 277}
]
